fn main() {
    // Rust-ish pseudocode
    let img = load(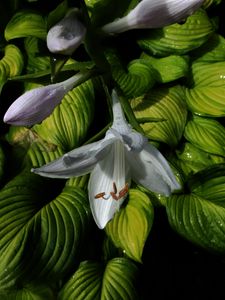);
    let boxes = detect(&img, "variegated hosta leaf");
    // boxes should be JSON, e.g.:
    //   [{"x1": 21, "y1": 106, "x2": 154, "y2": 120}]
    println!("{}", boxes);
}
[
  {"x1": 0, "y1": 284, "x2": 54, "y2": 300},
  {"x1": 106, "y1": 50, "x2": 156, "y2": 98},
  {"x1": 4, "y1": 11, "x2": 47, "y2": 41},
  {"x1": 184, "y1": 116, "x2": 225, "y2": 157},
  {"x1": 0, "y1": 172, "x2": 91, "y2": 289},
  {"x1": 141, "y1": 52, "x2": 189, "y2": 83},
  {"x1": 192, "y1": 34, "x2": 225, "y2": 63},
  {"x1": 1, "y1": 44, "x2": 24, "y2": 78},
  {"x1": 58, "y1": 258, "x2": 139, "y2": 300},
  {"x1": 166, "y1": 164, "x2": 225, "y2": 252},
  {"x1": 24, "y1": 37, "x2": 50, "y2": 73},
  {"x1": 188, "y1": 164, "x2": 225, "y2": 206},
  {"x1": 105, "y1": 189, "x2": 154, "y2": 262},
  {"x1": 28, "y1": 142, "x2": 64, "y2": 167},
  {"x1": 131, "y1": 86, "x2": 187, "y2": 147},
  {"x1": 33, "y1": 80, "x2": 95, "y2": 151},
  {"x1": 190, "y1": 61, "x2": 225, "y2": 87},
  {"x1": 137, "y1": 9, "x2": 214, "y2": 57},
  {"x1": 0, "y1": 44, "x2": 23, "y2": 92},
  {"x1": 6, "y1": 126, "x2": 64, "y2": 168},
  {"x1": 185, "y1": 61, "x2": 225, "y2": 116},
  {"x1": 172, "y1": 142, "x2": 225, "y2": 178}
]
